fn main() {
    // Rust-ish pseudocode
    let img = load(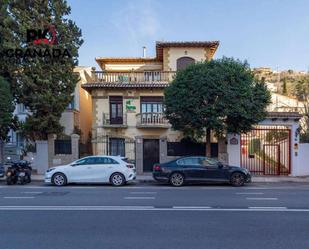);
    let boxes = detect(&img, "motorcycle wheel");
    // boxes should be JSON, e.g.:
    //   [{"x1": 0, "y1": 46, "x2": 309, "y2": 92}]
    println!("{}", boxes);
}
[
  {"x1": 26, "y1": 176, "x2": 31, "y2": 184},
  {"x1": 19, "y1": 177, "x2": 25, "y2": 185},
  {"x1": 6, "y1": 178, "x2": 14, "y2": 185}
]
